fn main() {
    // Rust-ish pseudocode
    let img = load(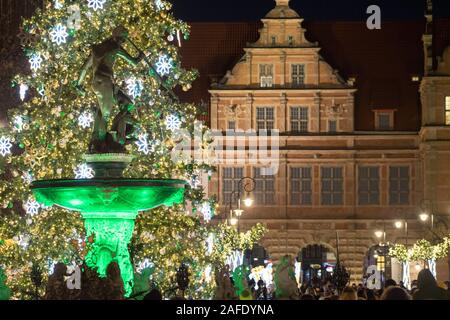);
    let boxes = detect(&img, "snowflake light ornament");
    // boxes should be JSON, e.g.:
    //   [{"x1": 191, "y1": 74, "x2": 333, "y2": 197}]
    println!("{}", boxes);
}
[
  {"x1": 38, "y1": 86, "x2": 46, "y2": 97},
  {"x1": 24, "y1": 199, "x2": 41, "y2": 216},
  {"x1": 54, "y1": 0, "x2": 63, "y2": 9},
  {"x1": 155, "y1": 54, "x2": 173, "y2": 76},
  {"x1": 50, "y1": 24, "x2": 69, "y2": 45},
  {"x1": 29, "y1": 53, "x2": 42, "y2": 72},
  {"x1": 19, "y1": 84, "x2": 28, "y2": 101},
  {"x1": 78, "y1": 111, "x2": 94, "y2": 129},
  {"x1": 87, "y1": 0, "x2": 106, "y2": 11},
  {"x1": 74, "y1": 163, "x2": 95, "y2": 179},
  {"x1": 13, "y1": 116, "x2": 25, "y2": 132},
  {"x1": 155, "y1": 0, "x2": 164, "y2": 10},
  {"x1": 165, "y1": 114, "x2": 182, "y2": 131},
  {"x1": 126, "y1": 78, "x2": 143, "y2": 99},
  {"x1": 0, "y1": 137, "x2": 12, "y2": 157},
  {"x1": 135, "y1": 133, "x2": 156, "y2": 155},
  {"x1": 200, "y1": 202, "x2": 213, "y2": 223},
  {"x1": 22, "y1": 171, "x2": 34, "y2": 185}
]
